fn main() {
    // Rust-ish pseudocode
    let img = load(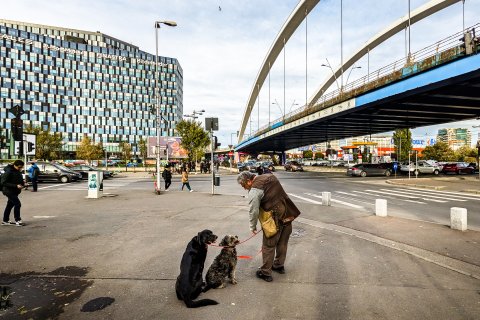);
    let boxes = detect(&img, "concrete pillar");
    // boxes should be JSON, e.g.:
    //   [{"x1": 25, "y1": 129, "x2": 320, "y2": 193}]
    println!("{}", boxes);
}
[
  {"x1": 281, "y1": 152, "x2": 286, "y2": 165},
  {"x1": 375, "y1": 199, "x2": 387, "y2": 217},
  {"x1": 450, "y1": 207, "x2": 467, "y2": 231},
  {"x1": 322, "y1": 192, "x2": 331, "y2": 206}
]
